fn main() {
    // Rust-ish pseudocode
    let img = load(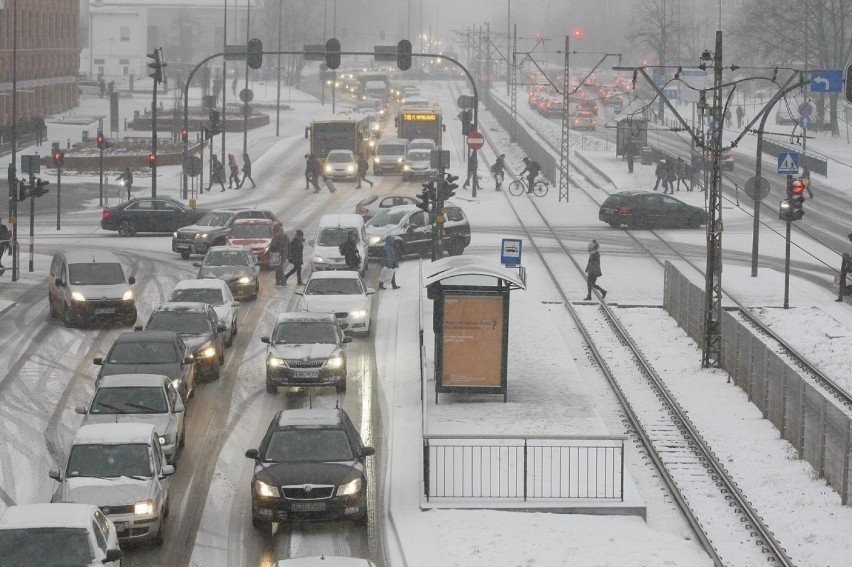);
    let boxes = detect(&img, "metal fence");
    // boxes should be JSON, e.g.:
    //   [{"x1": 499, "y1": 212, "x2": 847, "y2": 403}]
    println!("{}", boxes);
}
[
  {"x1": 663, "y1": 261, "x2": 851, "y2": 505},
  {"x1": 423, "y1": 435, "x2": 625, "y2": 501}
]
